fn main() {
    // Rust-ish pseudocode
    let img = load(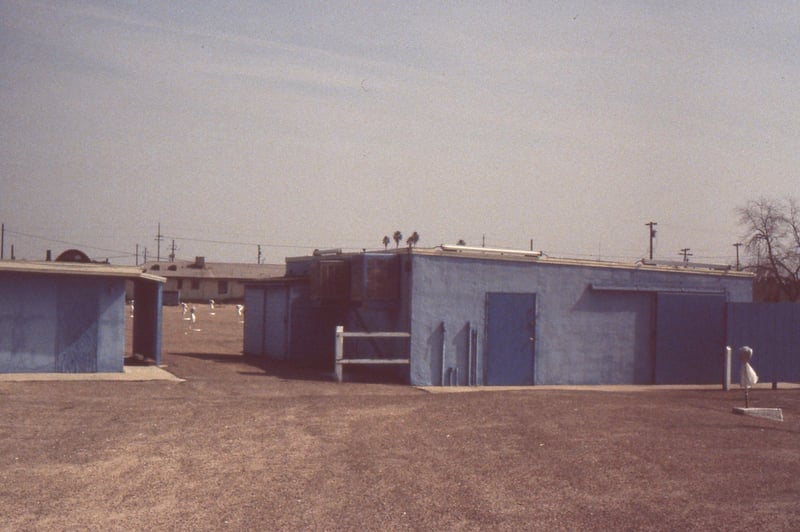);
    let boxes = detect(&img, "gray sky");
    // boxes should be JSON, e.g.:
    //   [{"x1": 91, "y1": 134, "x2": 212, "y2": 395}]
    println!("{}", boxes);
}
[{"x1": 1, "y1": 1, "x2": 798, "y2": 265}]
